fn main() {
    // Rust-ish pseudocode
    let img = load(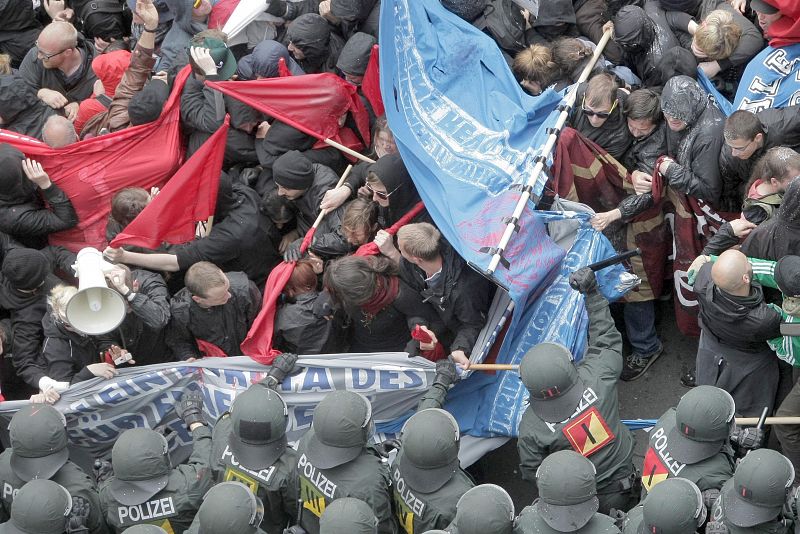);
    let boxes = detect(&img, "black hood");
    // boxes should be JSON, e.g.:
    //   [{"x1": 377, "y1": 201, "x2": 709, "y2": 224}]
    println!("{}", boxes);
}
[
  {"x1": 286, "y1": 14, "x2": 333, "y2": 69},
  {"x1": 368, "y1": 154, "x2": 421, "y2": 221},
  {"x1": 651, "y1": 47, "x2": 697, "y2": 87},
  {"x1": 236, "y1": 40, "x2": 305, "y2": 80},
  {"x1": 658, "y1": 0, "x2": 702, "y2": 15},
  {"x1": 533, "y1": 0, "x2": 576, "y2": 27},
  {"x1": 0, "y1": 76, "x2": 37, "y2": 124},
  {"x1": 778, "y1": 178, "x2": 800, "y2": 224},
  {"x1": 0, "y1": 144, "x2": 38, "y2": 205},
  {"x1": 660, "y1": 75, "x2": 708, "y2": 126},
  {"x1": 215, "y1": 171, "x2": 236, "y2": 219},
  {"x1": 614, "y1": 5, "x2": 655, "y2": 52},
  {"x1": 336, "y1": 32, "x2": 376, "y2": 76},
  {"x1": 331, "y1": 0, "x2": 378, "y2": 22}
]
